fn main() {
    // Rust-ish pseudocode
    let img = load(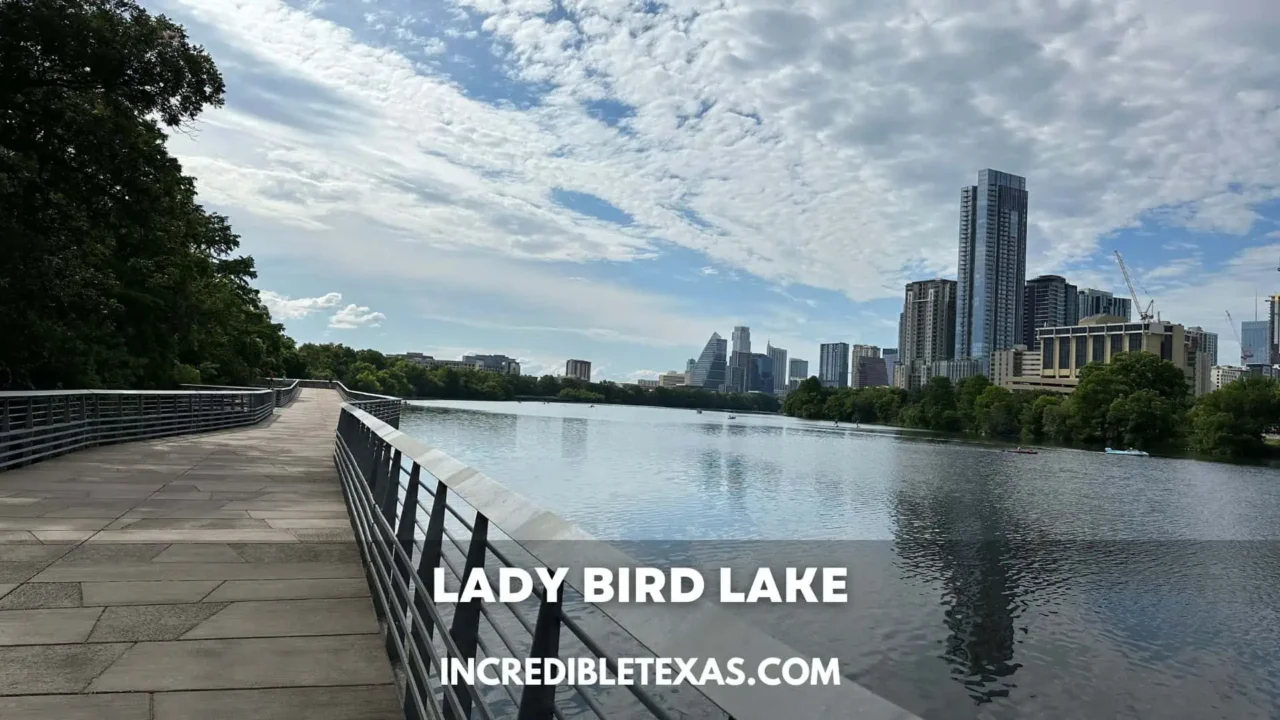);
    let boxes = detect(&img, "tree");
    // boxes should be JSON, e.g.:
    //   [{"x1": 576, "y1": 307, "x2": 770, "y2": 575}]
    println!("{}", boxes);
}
[
  {"x1": 955, "y1": 375, "x2": 992, "y2": 431},
  {"x1": 1187, "y1": 377, "x2": 1280, "y2": 458},
  {"x1": 0, "y1": 0, "x2": 289, "y2": 389},
  {"x1": 973, "y1": 386, "x2": 1020, "y2": 438},
  {"x1": 1105, "y1": 389, "x2": 1180, "y2": 450}
]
